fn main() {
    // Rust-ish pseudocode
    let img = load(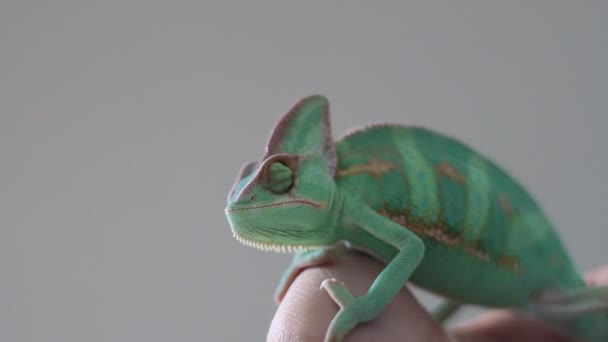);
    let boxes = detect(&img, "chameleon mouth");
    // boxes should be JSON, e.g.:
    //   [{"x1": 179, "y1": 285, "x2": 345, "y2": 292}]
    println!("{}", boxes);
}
[
  {"x1": 232, "y1": 231, "x2": 323, "y2": 253},
  {"x1": 225, "y1": 198, "x2": 326, "y2": 213}
]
